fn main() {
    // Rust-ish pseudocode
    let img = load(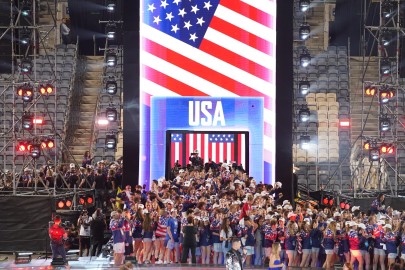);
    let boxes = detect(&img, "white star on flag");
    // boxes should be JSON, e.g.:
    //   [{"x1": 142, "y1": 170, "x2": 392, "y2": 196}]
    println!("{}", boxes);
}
[
  {"x1": 171, "y1": 24, "x2": 179, "y2": 33},
  {"x1": 178, "y1": 8, "x2": 187, "y2": 17},
  {"x1": 153, "y1": 16, "x2": 162, "y2": 24},
  {"x1": 191, "y1": 5, "x2": 199, "y2": 14},
  {"x1": 184, "y1": 21, "x2": 192, "y2": 30},
  {"x1": 173, "y1": 0, "x2": 181, "y2": 5},
  {"x1": 196, "y1": 17, "x2": 205, "y2": 26},
  {"x1": 148, "y1": 3, "x2": 156, "y2": 12},
  {"x1": 203, "y1": 1, "x2": 212, "y2": 10},
  {"x1": 189, "y1": 33, "x2": 198, "y2": 42},
  {"x1": 166, "y1": 12, "x2": 174, "y2": 21}
]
